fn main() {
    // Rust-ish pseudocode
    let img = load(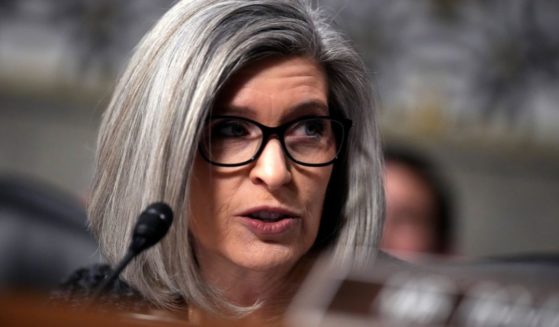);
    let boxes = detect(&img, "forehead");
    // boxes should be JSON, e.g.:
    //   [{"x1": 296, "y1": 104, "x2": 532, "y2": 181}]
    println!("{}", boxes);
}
[
  {"x1": 214, "y1": 56, "x2": 329, "y2": 118},
  {"x1": 385, "y1": 162, "x2": 437, "y2": 209},
  {"x1": 232, "y1": 56, "x2": 326, "y2": 83}
]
